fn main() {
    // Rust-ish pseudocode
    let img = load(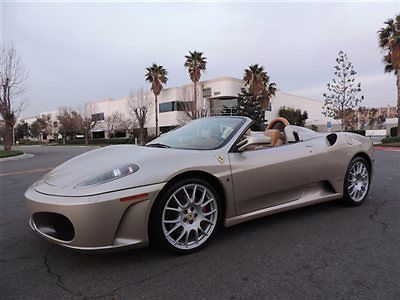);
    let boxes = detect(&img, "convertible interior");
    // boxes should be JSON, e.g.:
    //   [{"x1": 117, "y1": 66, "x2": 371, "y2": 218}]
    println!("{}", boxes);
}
[{"x1": 242, "y1": 117, "x2": 317, "y2": 150}]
